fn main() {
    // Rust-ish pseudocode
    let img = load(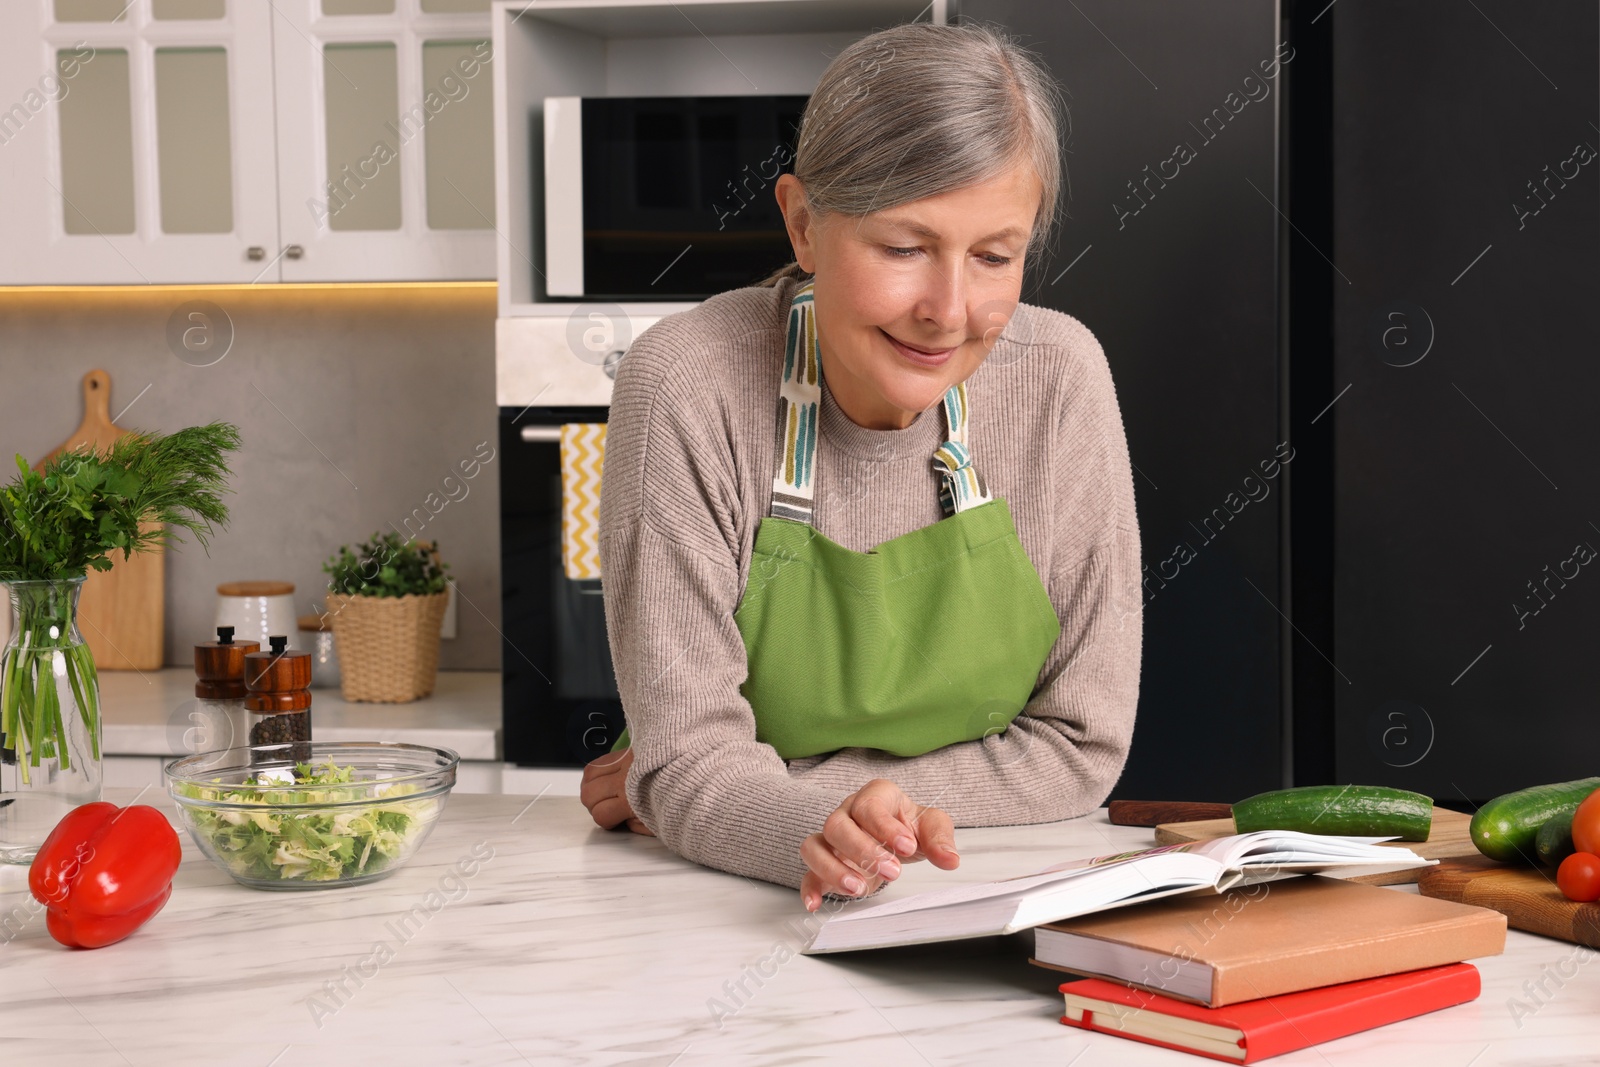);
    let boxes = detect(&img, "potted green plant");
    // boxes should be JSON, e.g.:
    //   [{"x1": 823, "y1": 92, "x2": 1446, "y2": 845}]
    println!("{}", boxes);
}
[
  {"x1": 322, "y1": 532, "x2": 450, "y2": 703},
  {"x1": 0, "y1": 422, "x2": 240, "y2": 864}
]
